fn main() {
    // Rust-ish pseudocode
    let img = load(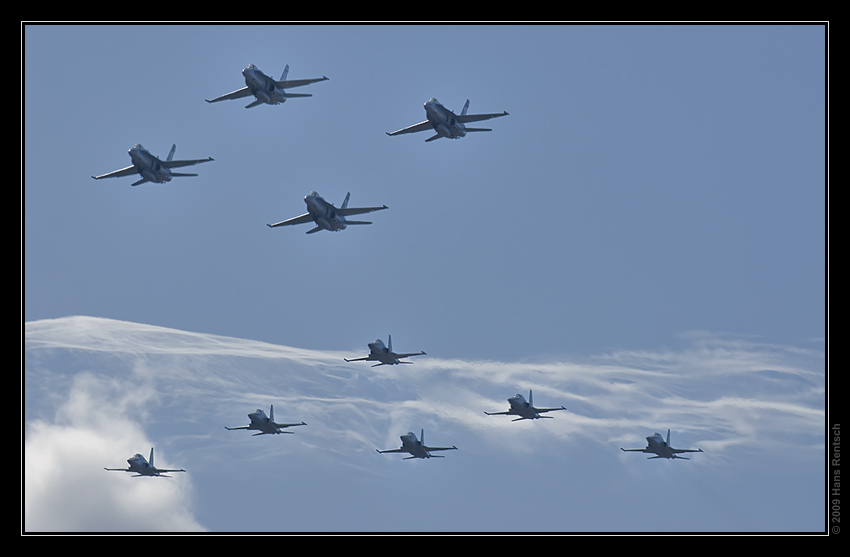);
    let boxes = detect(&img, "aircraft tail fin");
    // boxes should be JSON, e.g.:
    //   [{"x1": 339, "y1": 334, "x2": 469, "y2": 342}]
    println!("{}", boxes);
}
[
  {"x1": 529, "y1": 390, "x2": 533, "y2": 407},
  {"x1": 343, "y1": 221, "x2": 372, "y2": 225},
  {"x1": 388, "y1": 335, "x2": 392, "y2": 353},
  {"x1": 421, "y1": 428, "x2": 424, "y2": 446},
  {"x1": 306, "y1": 226, "x2": 323, "y2": 234},
  {"x1": 461, "y1": 99, "x2": 470, "y2": 116},
  {"x1": 341, "y1": 192, "x2": 351, "y2": 209},
  {"x1": 283, "y1": 93, "x2": 313, "y2": 98},
  {"x1": 463, "y1": 127, "x2": 493, "y2": 133},
  {"x1": 169, "y1": 172, "x2": 199, "y2": 178},
  {"x1": 245, "y1": 99, "x2": 264, "y2": 109},
  {"x1": 149, "y1": 447, "x2": 154, "y2": 467},
  {"x1": 270, "y1": 405, "x2": 274, "y2": 423},
  {"x1": 131, "y1": 178, "x2": 150, "y2": 187},
  {"x1": 280, "y1": 64, "x2": 289, "y2": 82},
  {"x1": 667, "y1": 429, "x2": 671, "y2": 447},
  {"x1": 167, "y1": 144, "x2": 176, "y2": 162},
  {"x1": 425, "y1": 133, "x2": 441, "y2": 142}
]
